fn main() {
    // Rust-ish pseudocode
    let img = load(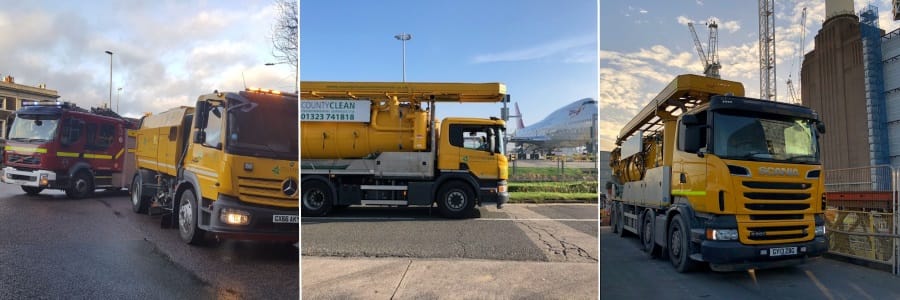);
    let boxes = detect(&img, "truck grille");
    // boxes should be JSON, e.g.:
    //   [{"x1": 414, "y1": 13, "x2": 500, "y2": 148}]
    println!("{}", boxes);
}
[
  {"x1": 738, "y1": 179, "x2": 816, "y2": 244},
  {"x1": 746, "y1": 225, "x2": 811, "y2": 241},
  {"x1": 236, "y1": 177, "x2": 298, "y2": 208},
  {"x1": 7, "y1": 154, "x2": 40, "y2": 165}
]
